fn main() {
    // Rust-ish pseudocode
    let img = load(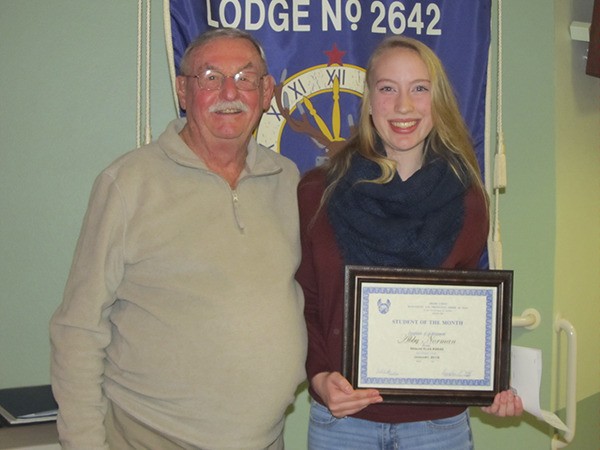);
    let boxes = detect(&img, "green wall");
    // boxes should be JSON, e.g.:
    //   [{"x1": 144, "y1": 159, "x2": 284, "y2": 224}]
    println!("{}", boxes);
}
[
  {"x1": 1, "y1": 1, "x2": 597, "y2": 448},
  {"x1": 552, "y1": 0, "x2": 600, "y2": 448}
]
